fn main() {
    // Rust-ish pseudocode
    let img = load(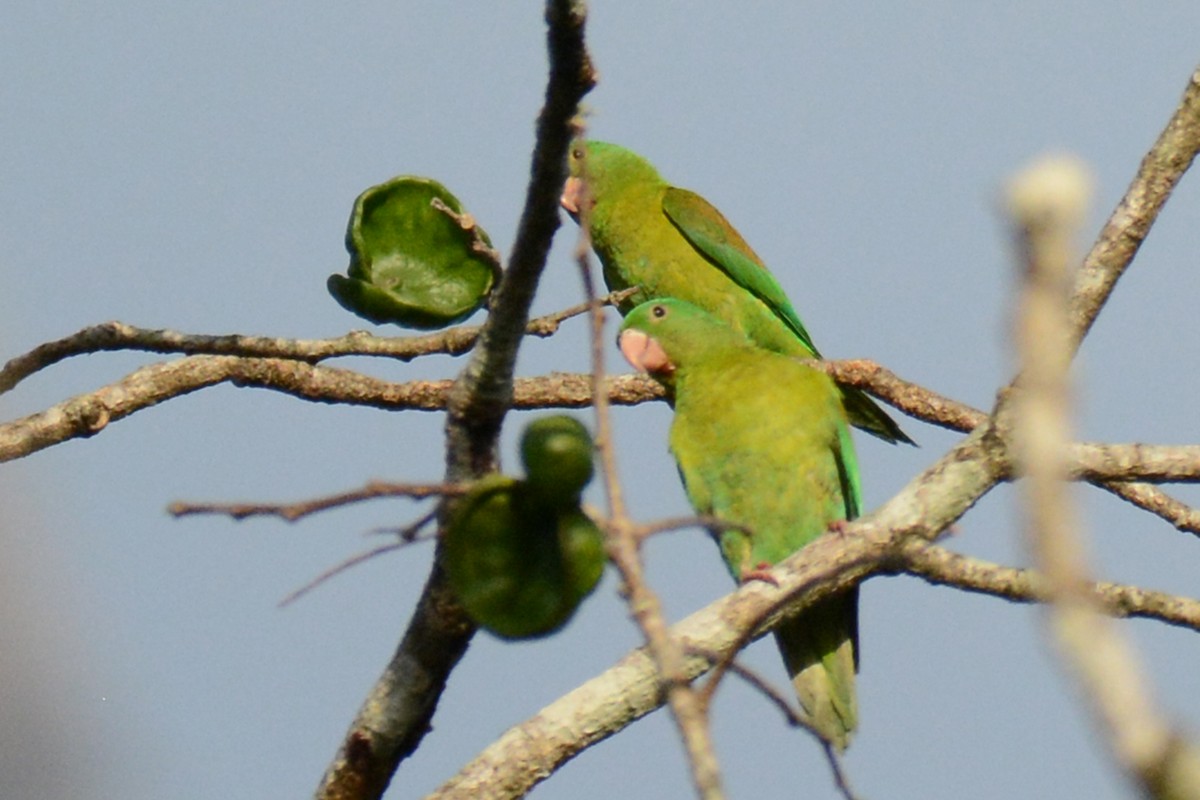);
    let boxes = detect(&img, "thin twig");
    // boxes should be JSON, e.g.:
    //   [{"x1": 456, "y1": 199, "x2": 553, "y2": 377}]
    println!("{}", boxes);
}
[
  {"x1": 279, "y1": 508, "x2": 442, "y2": 607},
  {"x1": 168, "y1": 482, "x2": 467, "y2": 522},
  {"x1": 0, "y1": 288, "x2": 639, "y2": 396},
  {"x1": 1095, "y1": 482, "x2": 1200, "y2": 535},
  {"x1": 279, "y1": 537, "x2": 429, "y2": 608},
  {"x1": 429, "y1": 196, "x2": 504, "y2": 284},
  {"x1": 896, "y1": 541, "x2": 1200, "y2": 632},
  {"x1": 630, "y1": 514, "x2": 751, "y2": 544},
  {"x1": 574, "y1": 147, "x2": 725, "y2": 798},
  {"x1": 684, "y1": 646, "x2": 861, "y2": 800}
]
